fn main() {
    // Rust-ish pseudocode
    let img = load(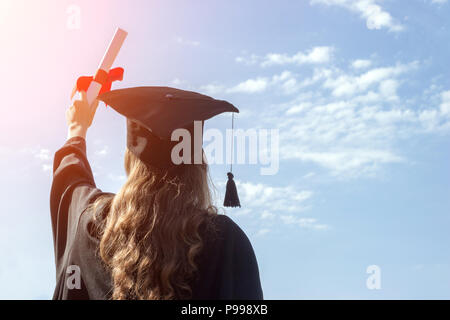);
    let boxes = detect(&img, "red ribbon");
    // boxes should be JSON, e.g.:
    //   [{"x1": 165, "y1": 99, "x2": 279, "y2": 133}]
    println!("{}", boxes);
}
[{"x1": 71, "y1": 67, "x2": 124, "y2": 104}]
